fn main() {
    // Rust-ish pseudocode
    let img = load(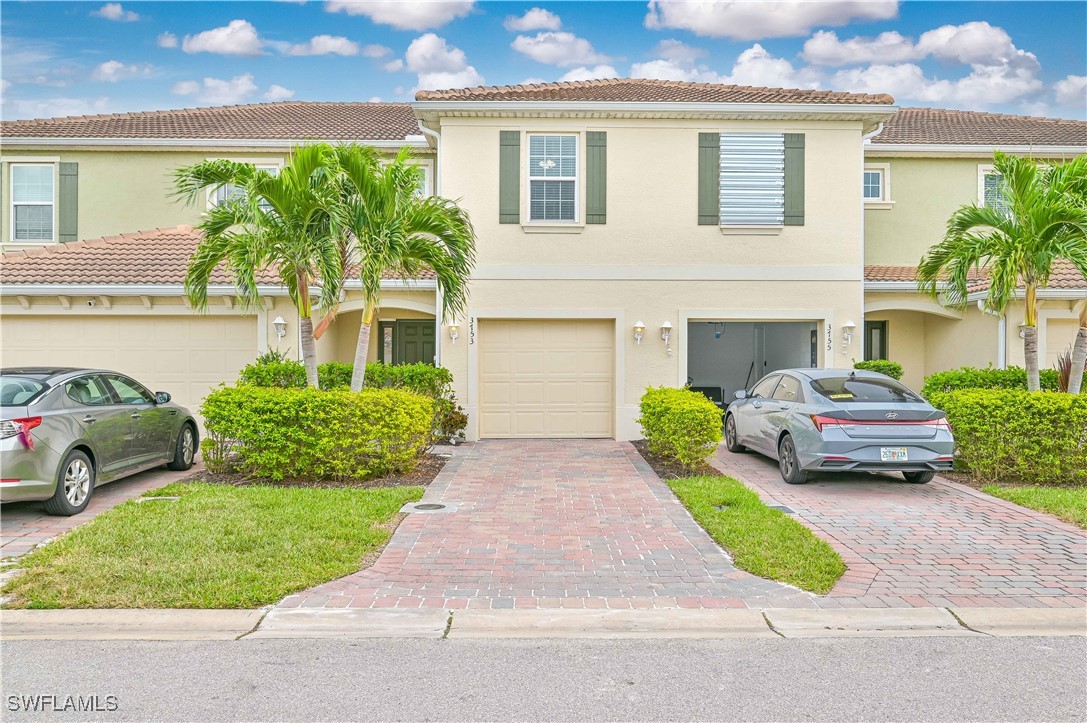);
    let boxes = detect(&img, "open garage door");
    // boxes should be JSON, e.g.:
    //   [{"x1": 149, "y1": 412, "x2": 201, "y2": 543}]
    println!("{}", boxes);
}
[{"x1": 0, "y1": 314, "x2": 257, "y2": 412}]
